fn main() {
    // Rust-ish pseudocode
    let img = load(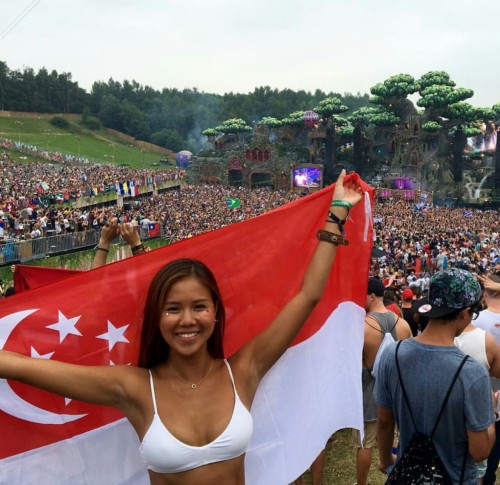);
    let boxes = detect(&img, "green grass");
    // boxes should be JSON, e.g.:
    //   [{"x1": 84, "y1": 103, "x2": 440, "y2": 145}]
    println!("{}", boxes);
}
[
  {"x1": 294, "y1": 428, "x2": 386, "y2": 485},
  {"x1": 0, "y1": 115, "x2": 176, "y2": 169},
  {"x1": 0, "y1": 238, "x2": 168, "y2": 289}
]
